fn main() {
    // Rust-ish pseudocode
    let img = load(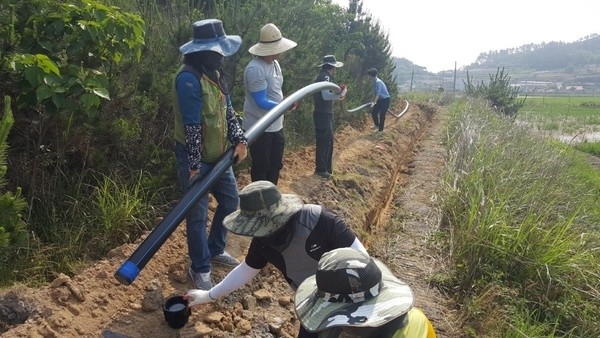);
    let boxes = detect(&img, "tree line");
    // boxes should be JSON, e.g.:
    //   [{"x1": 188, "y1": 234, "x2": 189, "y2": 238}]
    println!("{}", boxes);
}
[{"x1": 471, "y1": 34, "x2": 600, "y2": 71}]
